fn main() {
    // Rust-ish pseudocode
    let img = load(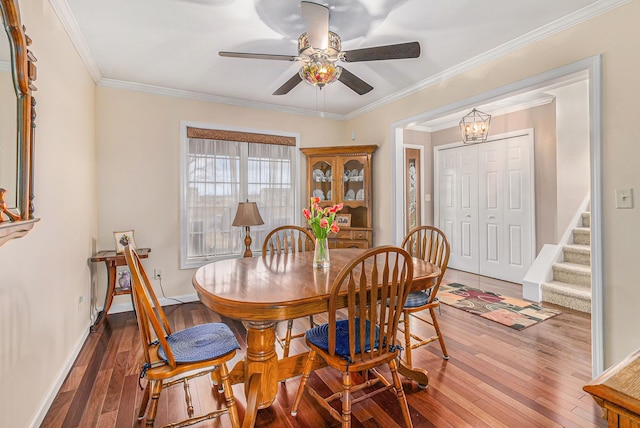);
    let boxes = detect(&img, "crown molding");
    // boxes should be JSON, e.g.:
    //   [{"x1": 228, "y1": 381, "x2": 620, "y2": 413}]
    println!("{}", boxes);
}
[
  {"x1": 344, "y1": 0, "x2": 631, "y2": 120},
  {"x1": 99, "y1": 78, "x2": 345, "y2": 121},
  {"x1": 51, "y1": 0, "x2": 630, "y2": 120},
  {"x1": 48, "y1": 0, "x2": 102, "y2": 83}
]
